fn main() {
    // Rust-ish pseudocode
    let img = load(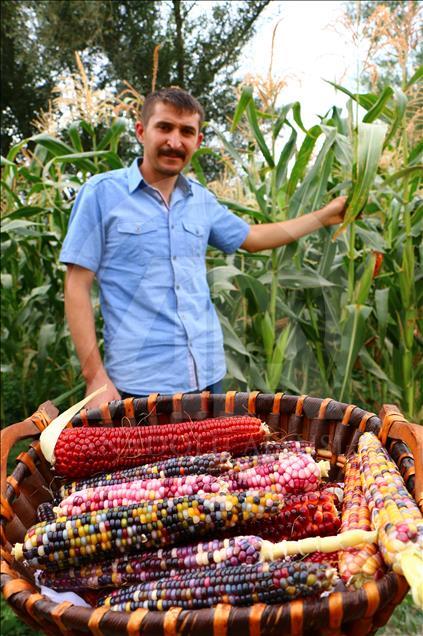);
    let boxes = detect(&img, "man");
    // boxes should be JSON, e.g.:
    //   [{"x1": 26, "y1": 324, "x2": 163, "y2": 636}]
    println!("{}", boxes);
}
[{"x1": 61, "y1": 88, "x2": 347, "y2": 408}]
